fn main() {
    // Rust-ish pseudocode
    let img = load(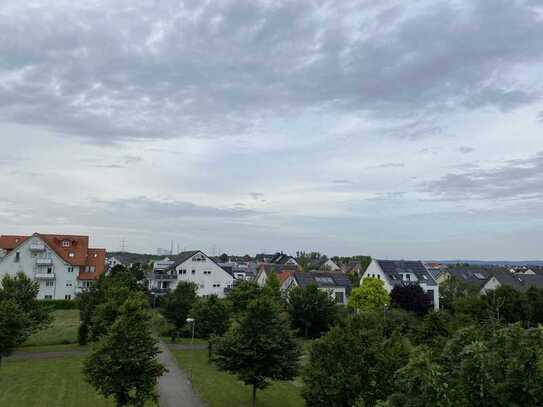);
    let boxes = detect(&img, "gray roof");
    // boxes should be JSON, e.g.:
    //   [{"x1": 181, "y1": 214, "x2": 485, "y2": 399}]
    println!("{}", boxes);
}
[
  {"x1": 270, "y1": 253, "x2": 296, "y2": 265},
  {"x1": 491, "y1": 271, "x2": 543, "y2": 292},
  {"x1": 446, "y1": 268, "x2": 493, "y2": 289},
  {"x1": 170, "y1": 250, "x2": 200, "y2": 268},
  {"x1": 292, "y1": 271, "x2": 351, "y2": 290},
  {"x1": 376, "y1": 259, "x2": 437, "y2": 286}
]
